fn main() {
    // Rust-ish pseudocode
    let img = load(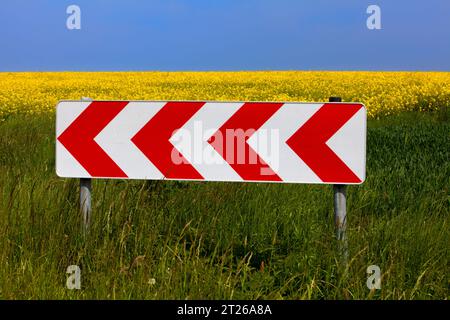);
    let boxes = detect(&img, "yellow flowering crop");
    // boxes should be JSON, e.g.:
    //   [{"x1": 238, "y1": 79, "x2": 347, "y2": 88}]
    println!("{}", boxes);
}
[{"x1": 0, "y1": 71, "x2": 449, "y2": 119}]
